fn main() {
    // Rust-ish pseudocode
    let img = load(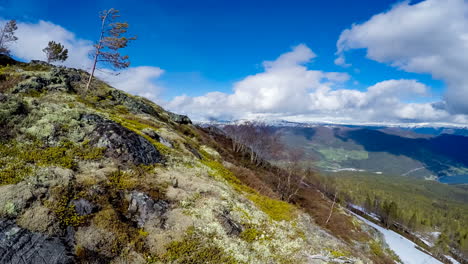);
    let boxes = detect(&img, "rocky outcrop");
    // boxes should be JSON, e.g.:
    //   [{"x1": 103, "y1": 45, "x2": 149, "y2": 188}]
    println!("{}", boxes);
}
[
  {"x1": 109, "y1": 89, "x2": 160, "y2": 117},
  {"x1": 82, "y1": 114, "x2": 164, "y2": 165},
  {"x1": 142, "y1": 128, "x2": 173, "y2": 148},
  {"x1": 0, "y1": 220, "x2": 74, "y2": 264},
  {"x1": 168, "y1": 112, "x2": 192, "y2": 124},
  {"x1": 13, "y1": 67, "x2": 81, "y2": 94},
  {"x1": 127, "y1": 191, "x2": 168, "y2": 228}
]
